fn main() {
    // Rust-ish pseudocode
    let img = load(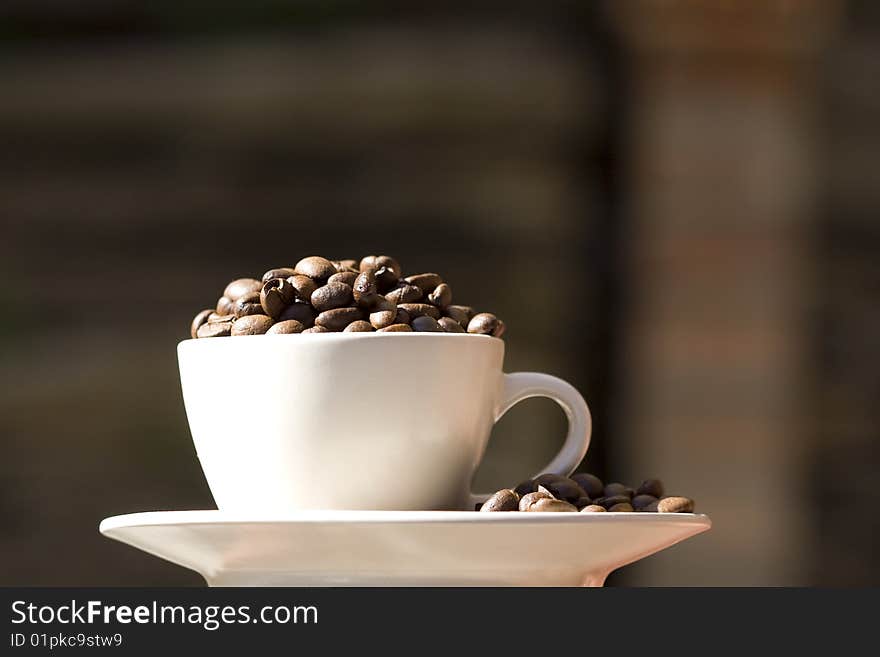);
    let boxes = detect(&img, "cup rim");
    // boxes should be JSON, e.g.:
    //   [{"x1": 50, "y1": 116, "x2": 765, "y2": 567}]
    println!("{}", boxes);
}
[{"x1": 178, "y1": 332, "x2": 503, "y2": 349}]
